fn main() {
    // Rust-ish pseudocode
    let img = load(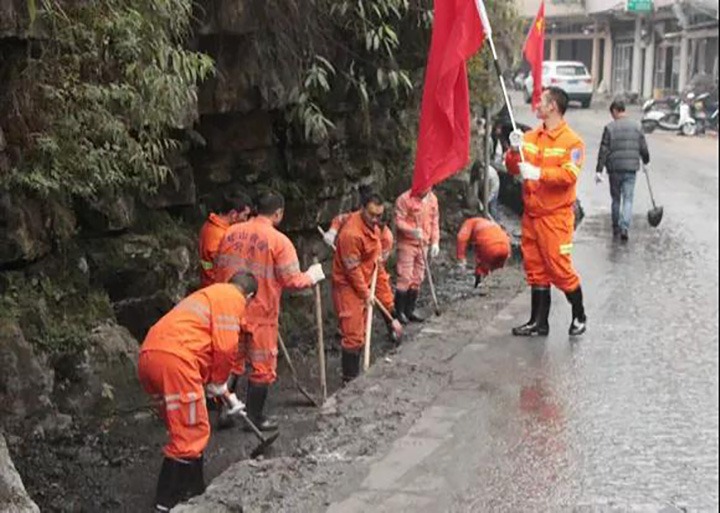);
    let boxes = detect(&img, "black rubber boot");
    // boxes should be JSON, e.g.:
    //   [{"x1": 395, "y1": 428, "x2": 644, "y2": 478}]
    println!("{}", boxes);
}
[
  {"x1": 565, "y1": 286, "x2": 587, "y2": 336},
  {"x1": 512, "y1": 287, "x2": 550, "y2": 336},
  {"x1": 244, "y1": 382, "x2": 278, "y2": 432},
  {"x1": 341, "y1": 349, "x2": 361, "y2": 384},
  {"x1": 405, "y1": 289, "x2": 425, "y2": 323},
  {"x1": 394, "y1": 290, "x2": 409, "y2": 325},
  {"x1": 154, "y1": 457, "x2": 195, "y2": 511},
  {"x1": 185, "y1": 456, "x2": 206, "y2": 499}
]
